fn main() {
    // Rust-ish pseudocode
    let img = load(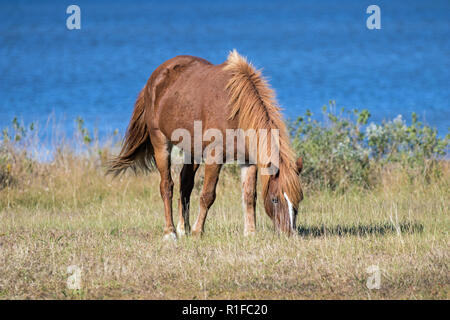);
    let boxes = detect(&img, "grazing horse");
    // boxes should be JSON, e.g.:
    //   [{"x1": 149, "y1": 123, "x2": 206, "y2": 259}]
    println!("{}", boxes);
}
[{"x1": 107, "y1": 50, "x2": 303, "y2": 239}]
